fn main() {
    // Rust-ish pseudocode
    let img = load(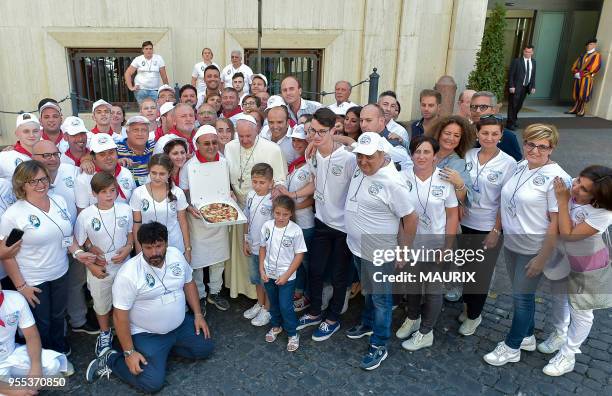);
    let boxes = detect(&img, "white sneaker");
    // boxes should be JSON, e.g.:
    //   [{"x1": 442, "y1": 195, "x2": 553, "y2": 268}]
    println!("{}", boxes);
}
[
  {"x1": 537, "y1": 331, "x2": 566, "y2": 354},
  {"x1": 243, "y1": 303, "x2": 262, "y2": 320},
  {"x1": 251, "y1": 309, "x2": 271, "y2": 326},
  {"x1": 401, "y1": 330, "x2": 433, "y2": 351},
  {"x1": 396, "y1": 316, "x2": 421, "y2": 339},
  {"x1": 484, "y1": 342, "x2": 520, "y2": 366},
  {"x1": 321, "y1": 284, "x2": 333, "y2": 311},
  {"x1": 62, "y1": 360, "x2": 75, "y2": 377},
  {"x1": 520, "y1": 335, "x2": 537, "y2": 351},
  {"x1": 543, "y1": 352, "x2": 575, "y2": 376},
  {"x1": 341, "y1": 288, "x2": 350, "y2": 314},
  {"x1": 458, "y1": 315, "x2": 482, "y2": 336}
]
